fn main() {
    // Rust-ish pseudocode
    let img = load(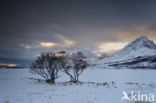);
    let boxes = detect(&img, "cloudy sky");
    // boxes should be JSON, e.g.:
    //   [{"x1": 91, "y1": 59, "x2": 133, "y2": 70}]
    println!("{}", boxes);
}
[{"x1": 1, "y1": 0, "x2": 156, "y2": 66}]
